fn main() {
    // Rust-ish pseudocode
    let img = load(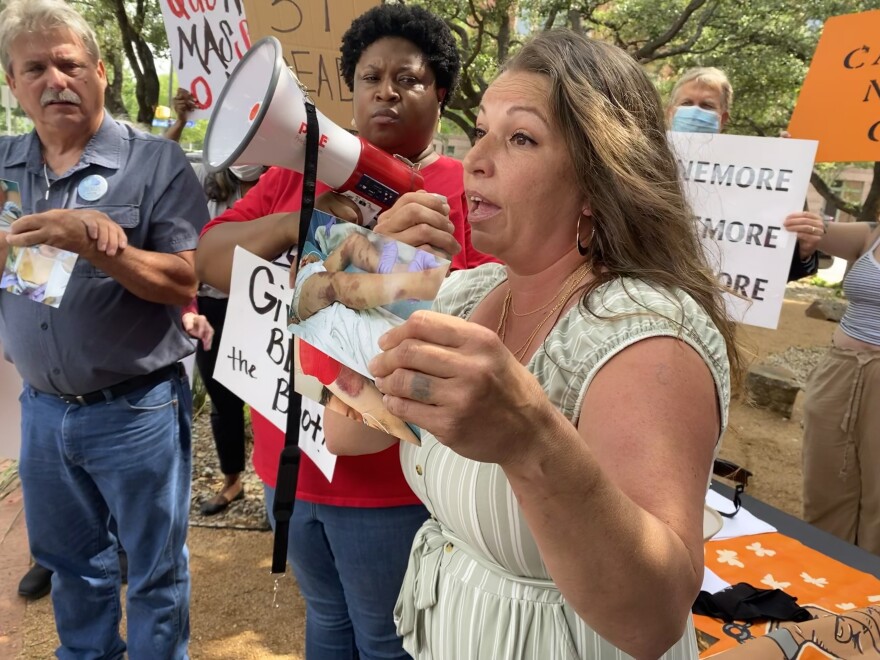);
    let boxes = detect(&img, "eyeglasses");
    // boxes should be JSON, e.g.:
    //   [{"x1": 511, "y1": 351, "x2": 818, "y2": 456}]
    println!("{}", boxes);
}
[{"x1": 713, "y1": 458, "x2": 753, "y2": 518}]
